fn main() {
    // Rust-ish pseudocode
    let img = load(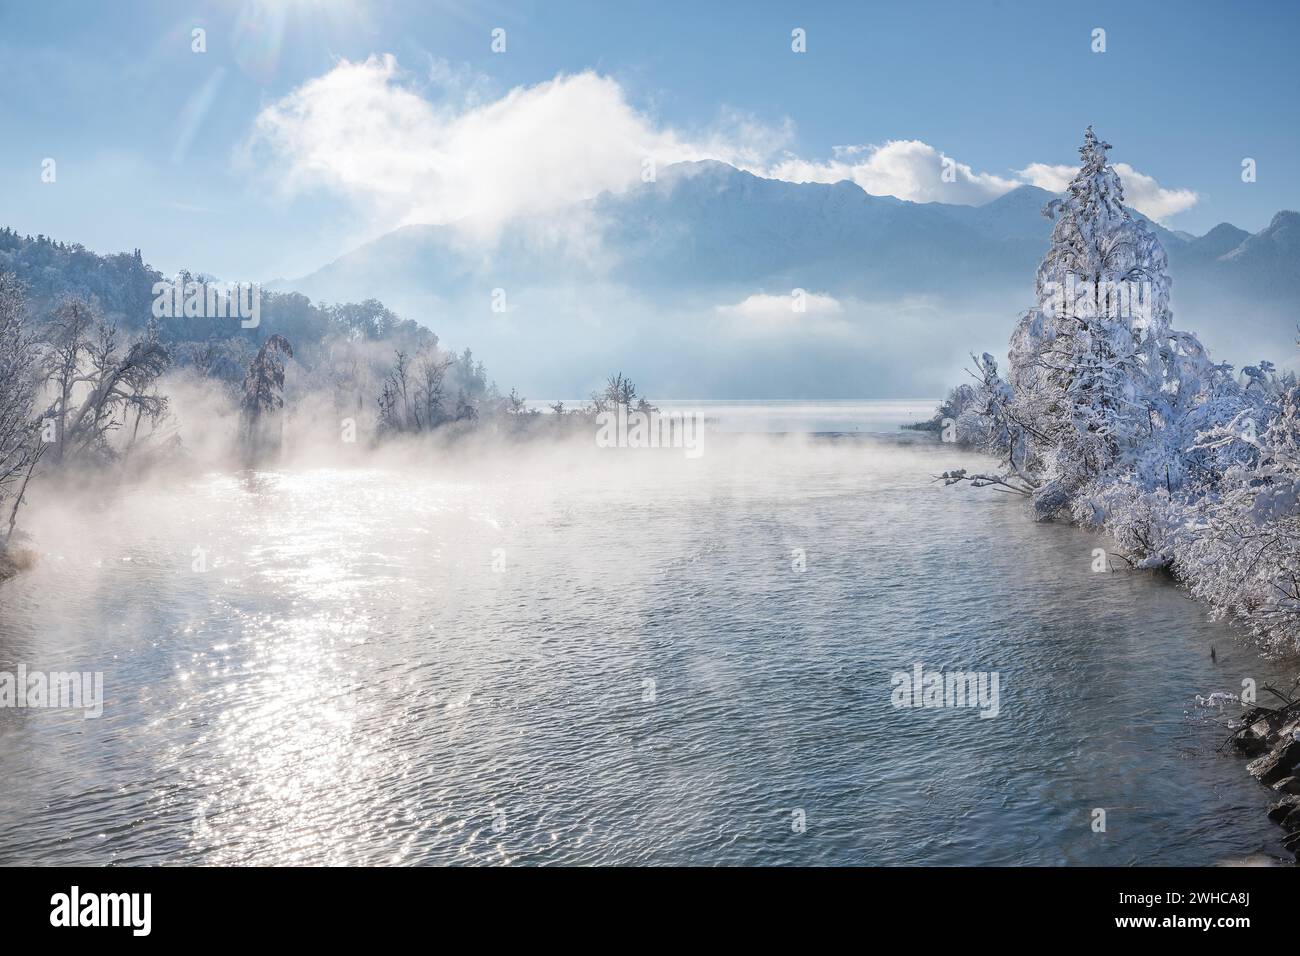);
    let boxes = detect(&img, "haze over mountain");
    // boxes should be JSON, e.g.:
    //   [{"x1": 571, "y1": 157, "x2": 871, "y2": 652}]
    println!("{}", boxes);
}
[{"x1": 275, "y1": 161, "x2": 1299, "y2": 400}]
